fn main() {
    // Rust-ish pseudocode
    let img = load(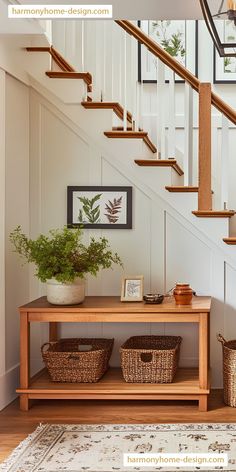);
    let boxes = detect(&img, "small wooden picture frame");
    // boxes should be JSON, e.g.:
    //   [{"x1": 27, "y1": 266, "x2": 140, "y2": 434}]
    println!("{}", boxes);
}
[{"x1": 121, "y1": 276, "x2": 144, "y2": 302}]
